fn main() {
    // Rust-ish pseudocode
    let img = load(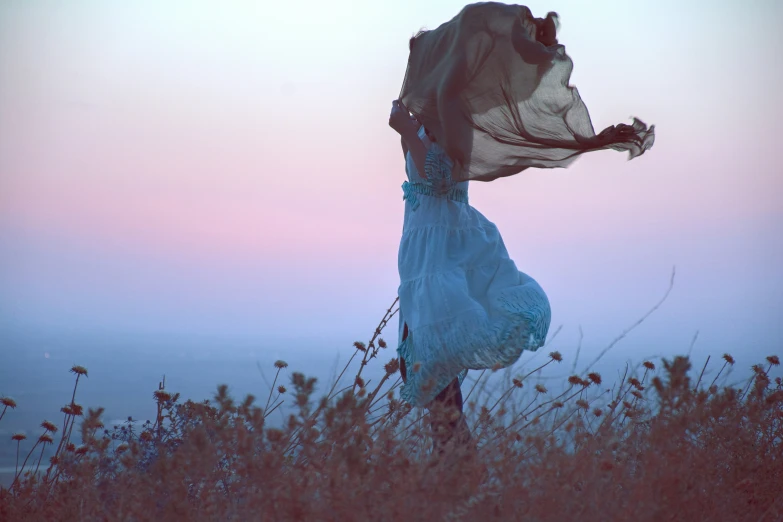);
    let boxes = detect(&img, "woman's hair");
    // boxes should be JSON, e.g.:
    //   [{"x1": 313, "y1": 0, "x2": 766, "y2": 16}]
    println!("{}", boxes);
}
[{"x1": 536, "y1": 12, "x2": 559, "y2": 47}]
